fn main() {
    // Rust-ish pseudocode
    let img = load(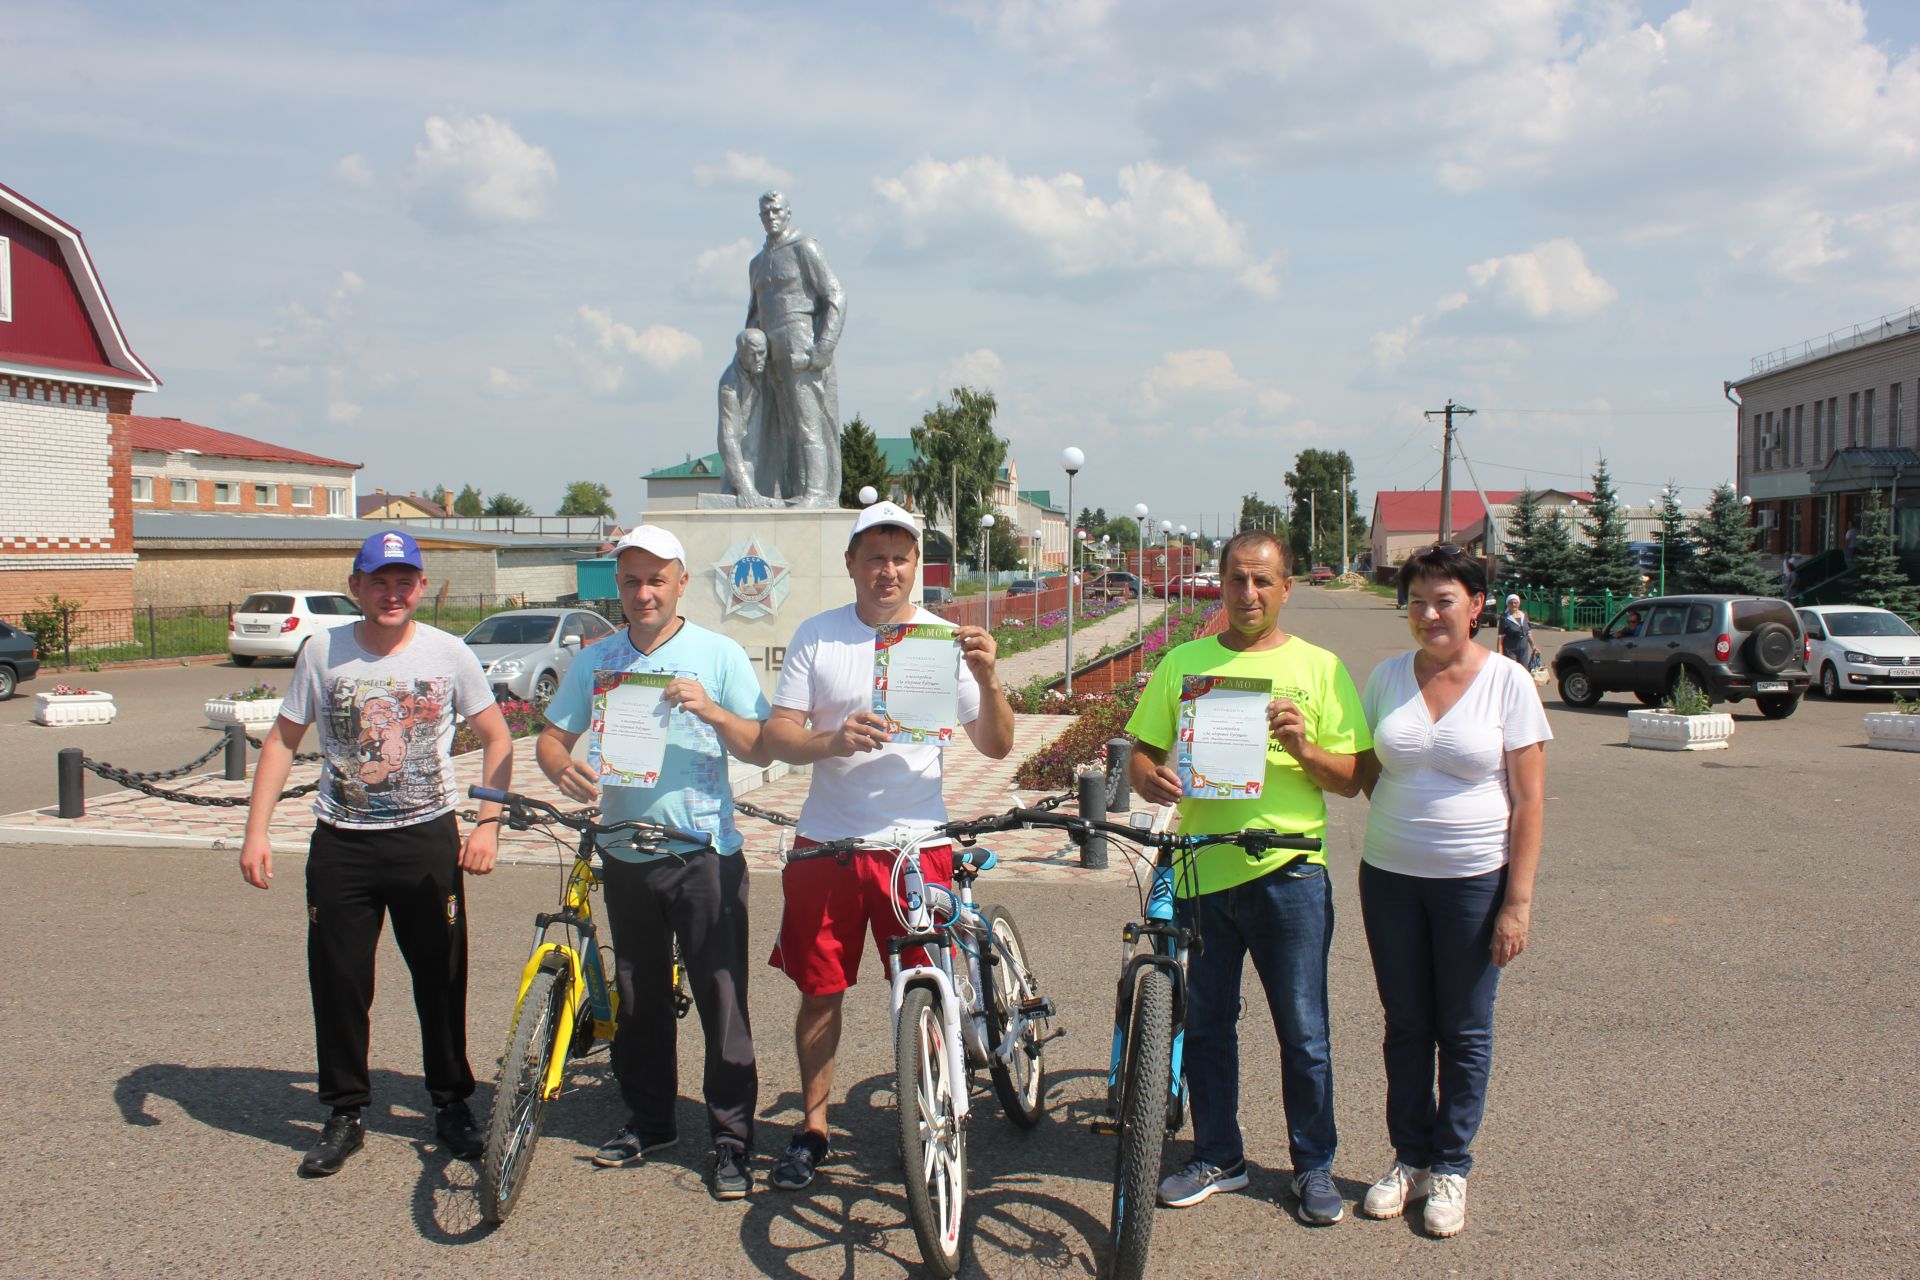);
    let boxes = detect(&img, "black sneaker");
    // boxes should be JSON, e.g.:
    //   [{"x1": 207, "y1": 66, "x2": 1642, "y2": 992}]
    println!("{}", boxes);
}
[
  {"x1": 299, "y1": 1112, "x2": 365, "y2": 1178},
  {"x1": 435, "y1": 1101, "x2": 484, "y2": 1160},
  {"x1": 770, "y1": 1129, "x2": 831, "y2": 1190},
  {"x1": 592, "y1": 1125, "x2": 678, "y2": 1168},
  {"x1": 711, "y1": 1143, "x2": 751, "y2": 1201}
]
